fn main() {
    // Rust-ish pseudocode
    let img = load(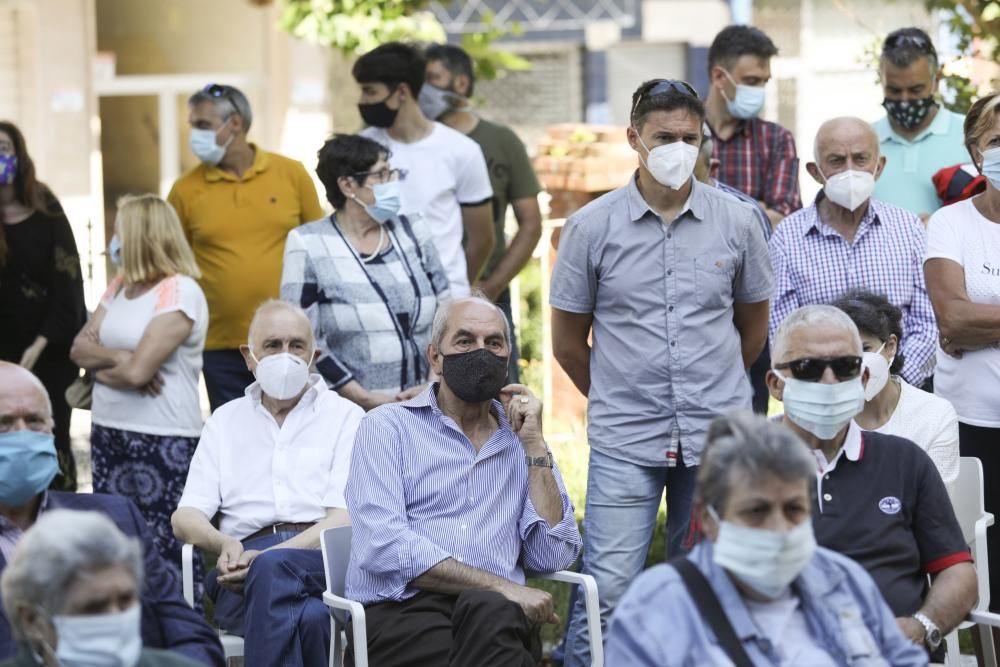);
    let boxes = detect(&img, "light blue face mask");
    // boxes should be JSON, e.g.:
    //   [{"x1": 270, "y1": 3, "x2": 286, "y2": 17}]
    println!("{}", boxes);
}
[
  {"x1": 359, "y1": 180, "x2": 402, "y2": 224},
  {"x1": 0, "y1": 431, "x2": 59, "y2": 506},
  {"x1": 981, "y1": 146, "x2": 1000, "y2": 190},
  {"x1": 774, "y1": 372, "x2": 865, "y2": 440},
  {"x1": 189, "y1": 117, "x2": 232, "y2": 166},
  {"x1": 722, "y1": 70, "x2": 766, "y2": 120},
  {"x1": 51, "y1": 603, "x2": 142, "y2": 667},
  {"x1": 108, "y1": 234, "x2": 122, "y2": 267}
]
